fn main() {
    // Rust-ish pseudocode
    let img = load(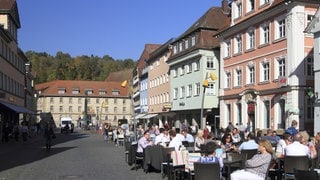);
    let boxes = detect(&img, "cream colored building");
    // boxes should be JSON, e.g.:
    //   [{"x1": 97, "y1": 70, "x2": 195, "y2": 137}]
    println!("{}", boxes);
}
[{"x1": 35, "y1": 80, "x2": 131, "y2": 127}]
